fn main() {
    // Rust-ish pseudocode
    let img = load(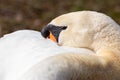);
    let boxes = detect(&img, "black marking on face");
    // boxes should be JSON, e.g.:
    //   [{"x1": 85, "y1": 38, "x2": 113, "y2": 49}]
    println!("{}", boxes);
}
[{"x1": 41, "y1": 24, "x2": 67, "y2": 42}]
